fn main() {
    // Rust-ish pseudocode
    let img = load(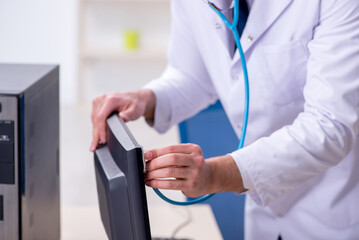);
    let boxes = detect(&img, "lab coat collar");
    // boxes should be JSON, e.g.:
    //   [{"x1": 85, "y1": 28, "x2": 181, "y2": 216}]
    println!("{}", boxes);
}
[
  {"x1": 235, "y1": 0, "x2": 293, "y2": 58},
  {"x1": 202, "y1": 0, "x2": 235, "y2": 59},
  {"x1": 204, "y1": 0, "x2": 293, "y2": 62}
]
